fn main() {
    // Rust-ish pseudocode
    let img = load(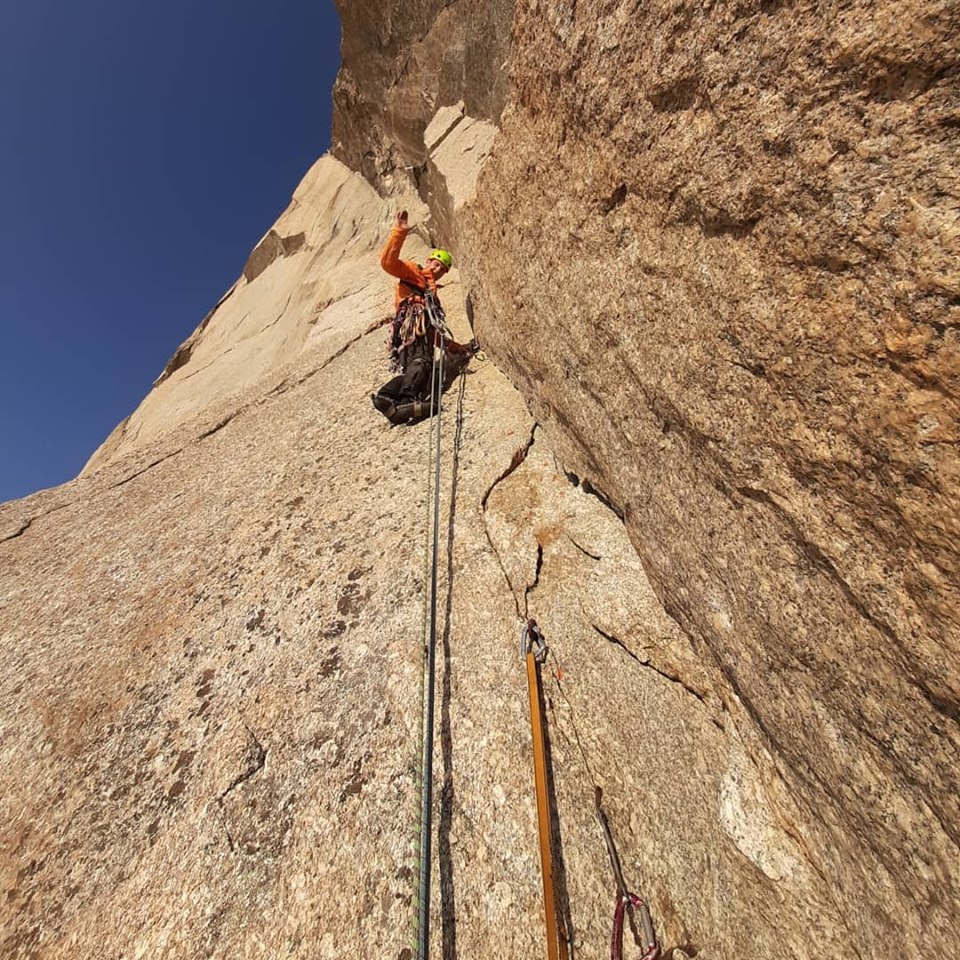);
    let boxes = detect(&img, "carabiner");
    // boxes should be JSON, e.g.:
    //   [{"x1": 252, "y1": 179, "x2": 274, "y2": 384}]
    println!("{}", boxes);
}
[
  {"x1": 611, "y1": 891, "x2": 658, "y2": 960},
  {"x1": 520, "y1": 618, "x2": 548, "y2": 663}
]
